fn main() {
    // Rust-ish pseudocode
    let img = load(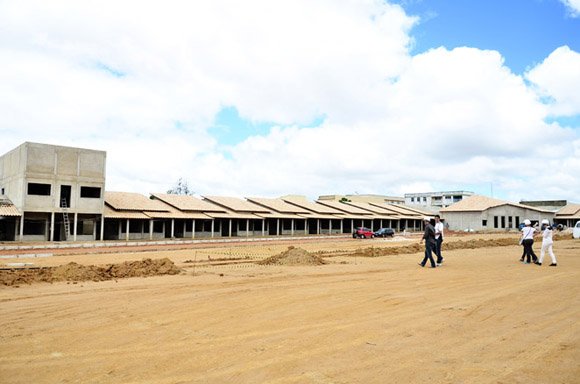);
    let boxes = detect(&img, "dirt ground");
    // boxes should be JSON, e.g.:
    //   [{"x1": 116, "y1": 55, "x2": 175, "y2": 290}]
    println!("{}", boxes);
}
[{"x1": 0, "y1": 233, "x2": 578, "y2": 383}]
